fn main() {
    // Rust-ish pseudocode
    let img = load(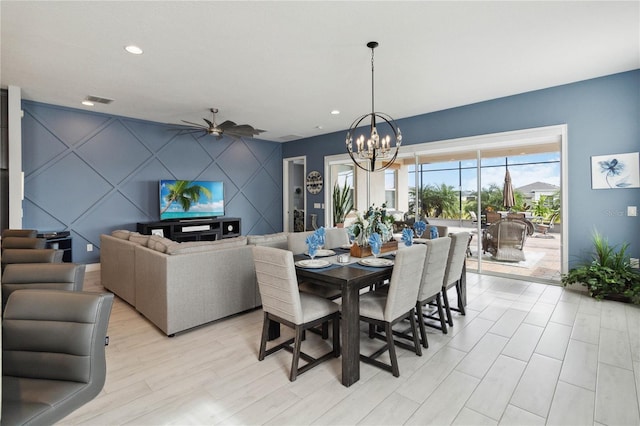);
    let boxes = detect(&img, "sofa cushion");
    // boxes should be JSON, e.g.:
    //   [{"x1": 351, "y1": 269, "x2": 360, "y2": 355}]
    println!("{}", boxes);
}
[
  {"x1": 247, "y1": 232, "x2": 288, "y2": 249},
  {"x1": 128, "y1": 232, "x2": 150, "y2": 246},
  {"x1": 147, "y1": 235, "x2": 177, "y2": 253},
  {"x1": 165, "y1": 236, "x2": 247, "y2": 255},
  {"x1": 111, "y1": 230, "x2": 131, "y2": 240}
]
